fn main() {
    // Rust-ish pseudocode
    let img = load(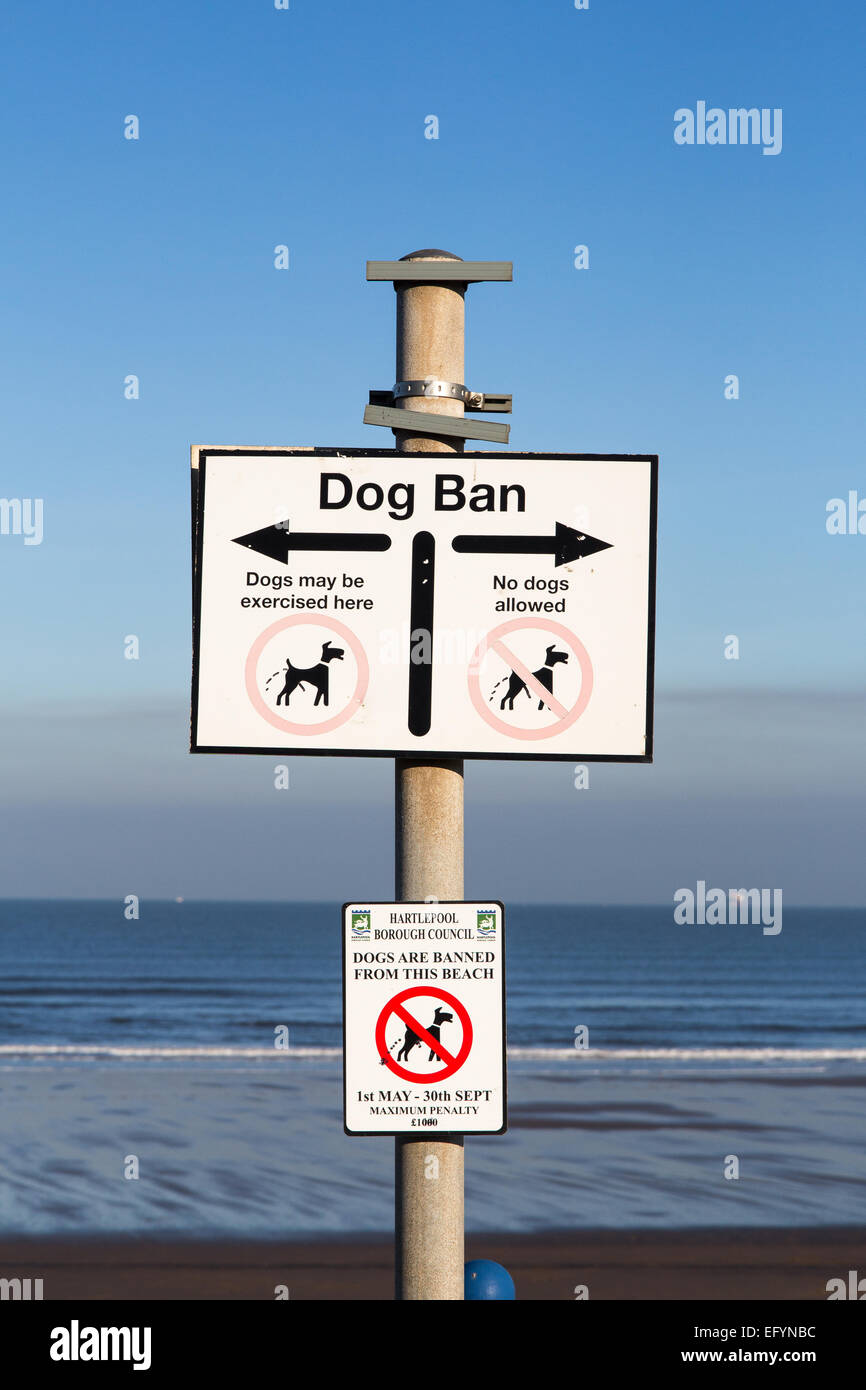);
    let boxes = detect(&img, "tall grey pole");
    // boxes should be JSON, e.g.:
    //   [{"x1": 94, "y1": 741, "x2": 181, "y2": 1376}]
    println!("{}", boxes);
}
[{"x1": 394, "y1": 249, "x2": 465, "y2": 1301}]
